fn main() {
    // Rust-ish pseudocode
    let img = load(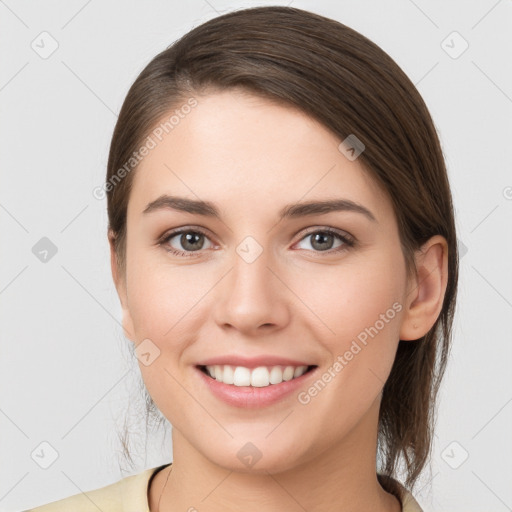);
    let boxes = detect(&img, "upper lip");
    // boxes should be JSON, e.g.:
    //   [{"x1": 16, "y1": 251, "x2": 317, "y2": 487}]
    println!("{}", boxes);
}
[{"x1": 196, "y1": 355, "x2": 316, "y2": 369}]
